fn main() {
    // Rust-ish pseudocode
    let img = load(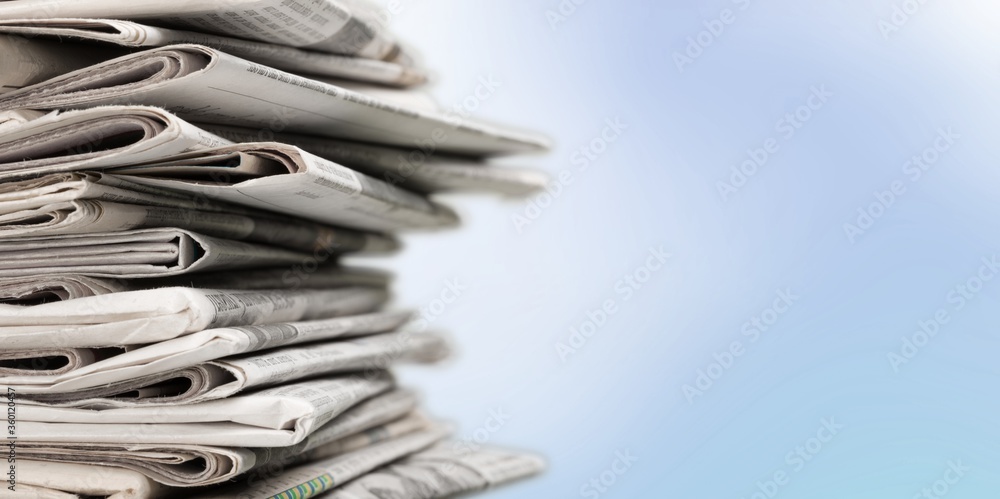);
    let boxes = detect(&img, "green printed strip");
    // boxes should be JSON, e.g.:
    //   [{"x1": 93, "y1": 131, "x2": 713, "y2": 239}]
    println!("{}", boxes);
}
[{"x1": 268, "y1": 474, "x2": 336, "y2": 499}]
